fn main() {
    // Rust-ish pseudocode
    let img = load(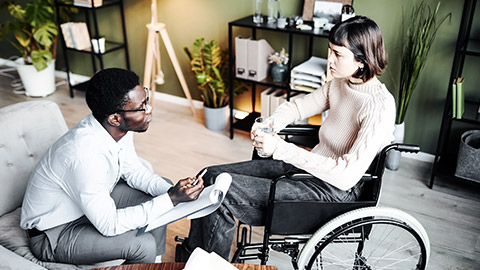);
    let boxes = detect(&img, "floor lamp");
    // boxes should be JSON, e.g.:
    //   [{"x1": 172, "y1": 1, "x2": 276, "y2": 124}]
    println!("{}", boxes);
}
[{"x1": 143, "y1": 0, "x2": 196, "y2": 116}]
